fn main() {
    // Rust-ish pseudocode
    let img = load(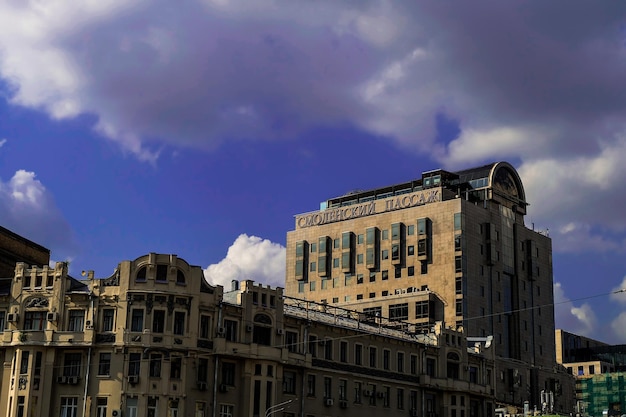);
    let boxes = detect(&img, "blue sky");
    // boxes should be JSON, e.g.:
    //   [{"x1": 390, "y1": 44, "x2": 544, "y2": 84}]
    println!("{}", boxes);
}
[{"x1": 1, "y1": 0, "x2": 626, "y2": 342}]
